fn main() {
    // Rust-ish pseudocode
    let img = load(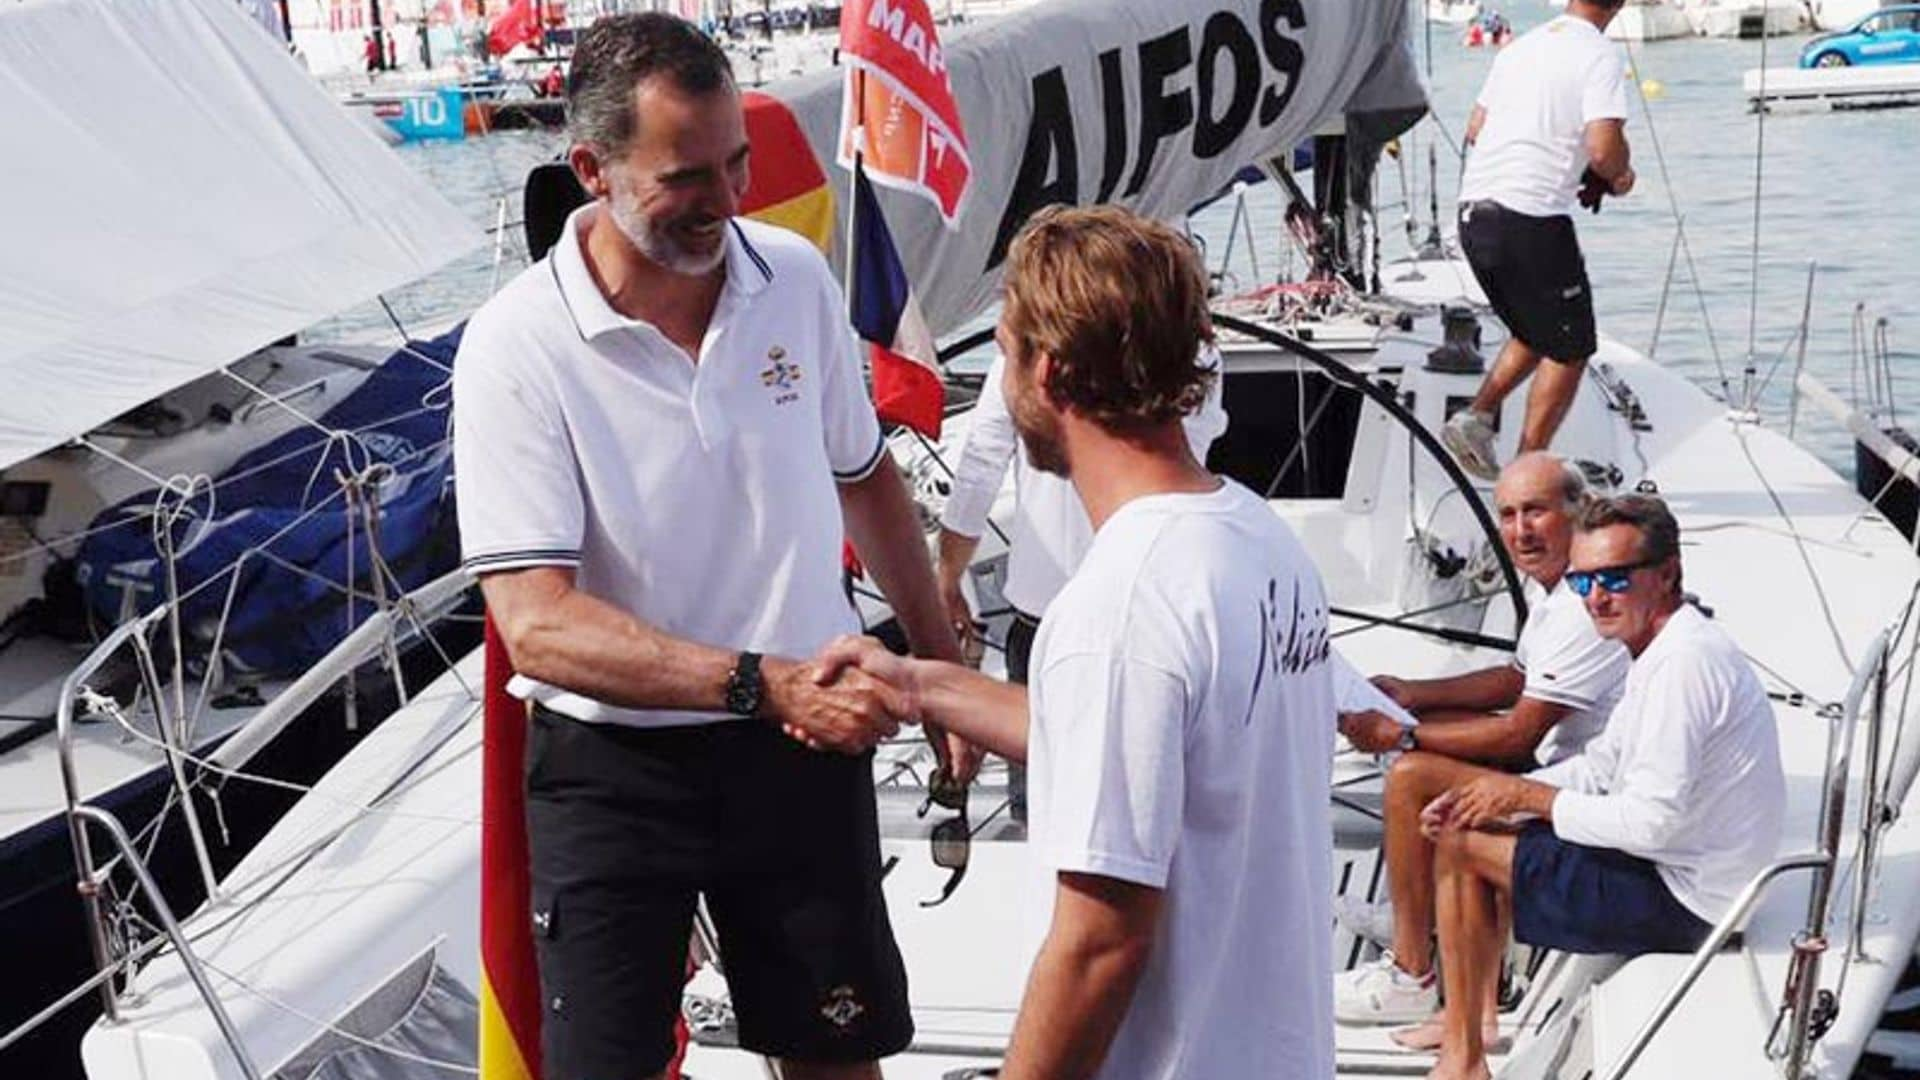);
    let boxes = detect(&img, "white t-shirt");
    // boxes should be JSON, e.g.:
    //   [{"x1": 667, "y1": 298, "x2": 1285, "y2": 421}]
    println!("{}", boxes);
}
[
  {"x1": 938, "y1": 350, "x2": 1228, "y2": 616},
  {"x1": 453, "y1": 206, "x2": 885, "y2": 728},
  {"x1": 1026, "y1": 481, "x2": 1335, "y2": 1080},
  {"x1": 1514, "y1": 577, "x2": 1631, "y2": 765},
  {"x1": 1530, "y1": 604, "x2": 1785, "y2": 922},
  {"x1": 1458, "y1": 14, "x2": 1630, "y2": 218}
]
